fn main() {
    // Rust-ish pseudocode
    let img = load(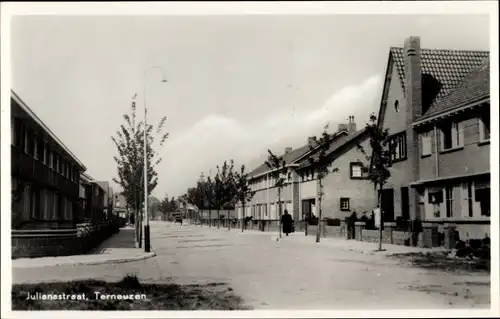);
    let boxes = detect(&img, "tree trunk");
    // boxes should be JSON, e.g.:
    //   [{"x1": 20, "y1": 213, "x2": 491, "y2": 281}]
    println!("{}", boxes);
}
[
  {"x1": 209, "y1": 209, "x2": 212, "y2": 228},
  {"x1": 228, "y1": 210, "x2": 231, "y2": 231},
  {"x1": 316, "y1": 178, "x2": 323, "y2": 243},
  {"x1": 217, "y1": 209, "x2": 220, "y2": 229},
  {"x1": 278, "y1": 188, "x2": 282, "y2": 239},
  {"x1": 377, "y1": 183, "x2": 383, "y2": 251},
  {"x1": 241, "y1": 202, "x2": 245, "y2": 233}
]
